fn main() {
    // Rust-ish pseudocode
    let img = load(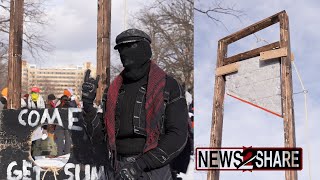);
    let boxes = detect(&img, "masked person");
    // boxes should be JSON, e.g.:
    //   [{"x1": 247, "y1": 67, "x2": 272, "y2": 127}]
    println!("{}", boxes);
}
[
  {"x1": 82, "y1": 29, "x2": 189, "y2": 180},
  {"x1": 46, "y1": 94, "x2": 57, "y2": 108},
  {"x1": 63, "y1": 88, "x2": 80, "y2": 108},
  {"x1": 56, "y1": 95, "x2": 71, "y2": 108},
  {"x1": 24, "y1": 87, "x2": 45, "y2": 109},
  {"x1": 0, "y1": 87, "x2": 8, "y2": 110}
]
